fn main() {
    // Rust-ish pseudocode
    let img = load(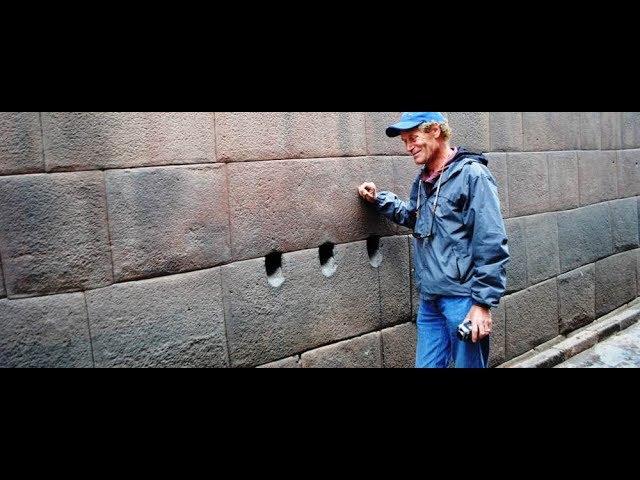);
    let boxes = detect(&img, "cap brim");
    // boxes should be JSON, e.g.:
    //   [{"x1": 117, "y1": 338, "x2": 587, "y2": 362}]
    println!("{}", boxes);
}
[{"x1": 385, "y1": 121, "x2": 422, "y2": 137}]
